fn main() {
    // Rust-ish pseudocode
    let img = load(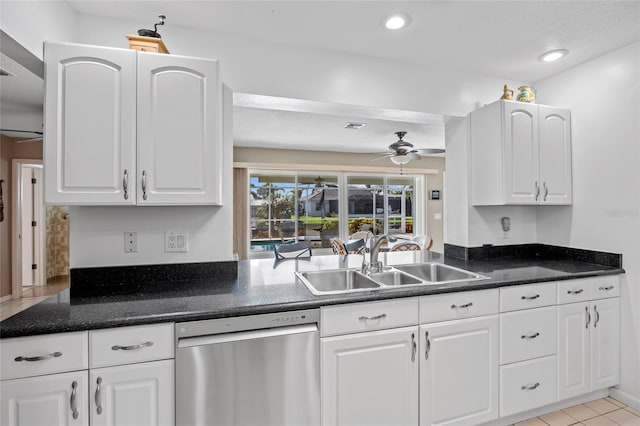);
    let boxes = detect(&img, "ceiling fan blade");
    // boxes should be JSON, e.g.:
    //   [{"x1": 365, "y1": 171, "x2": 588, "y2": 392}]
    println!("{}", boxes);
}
[
  {"x1": 371, "y1": 154, "x2": 394, "y2": 161},
  {"x1": 415, "y1": 148, "x2": 445, "y2": 155}
]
